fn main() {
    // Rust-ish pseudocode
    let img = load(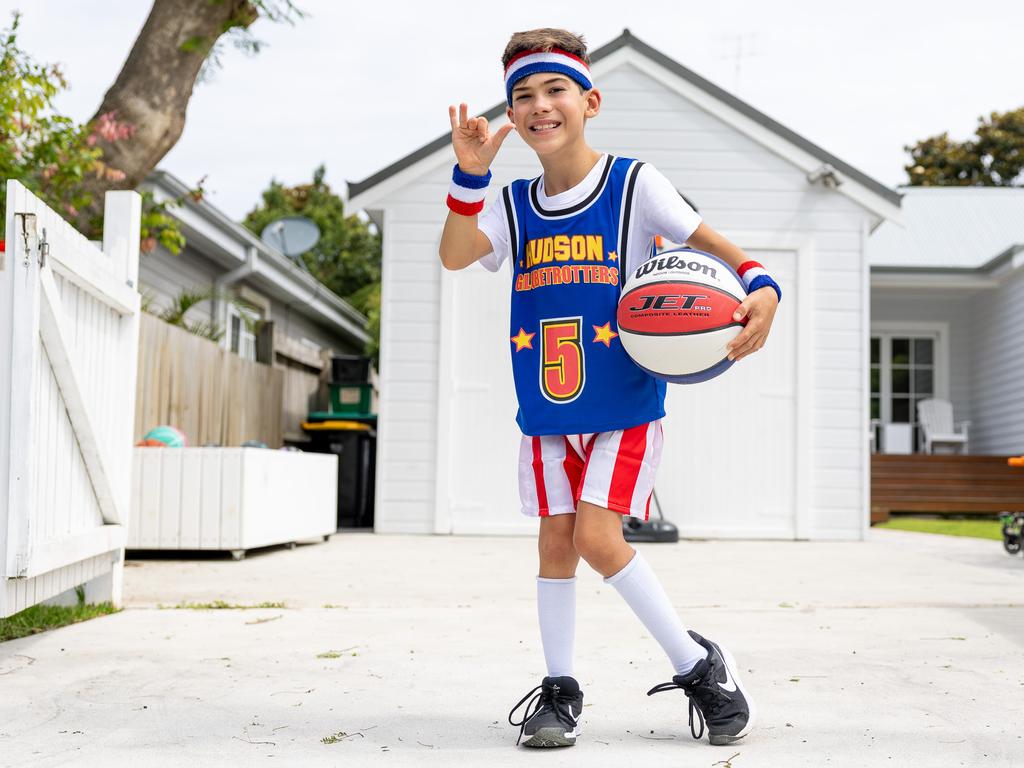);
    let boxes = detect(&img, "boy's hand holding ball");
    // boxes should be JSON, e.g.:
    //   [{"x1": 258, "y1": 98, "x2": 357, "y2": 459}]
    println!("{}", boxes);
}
[{"x1": 727, "y1": 287, "x2": 779, "y2": 362}]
